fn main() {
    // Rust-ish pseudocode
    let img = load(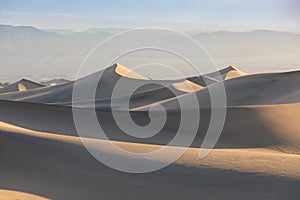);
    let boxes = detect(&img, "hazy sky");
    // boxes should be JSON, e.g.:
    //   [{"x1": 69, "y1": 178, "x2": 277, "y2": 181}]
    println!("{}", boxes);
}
[{"x1": 0, "y1": 0, "x2": 299, "y2": 31}]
